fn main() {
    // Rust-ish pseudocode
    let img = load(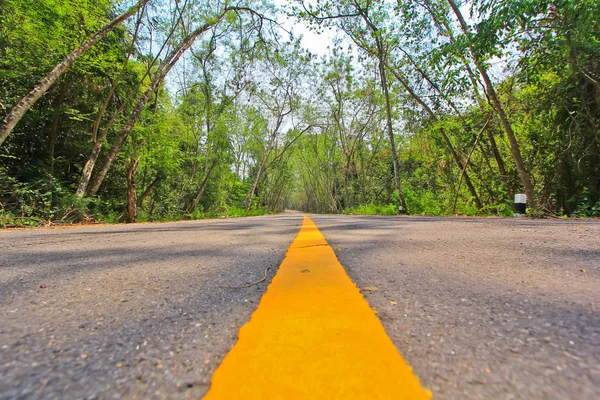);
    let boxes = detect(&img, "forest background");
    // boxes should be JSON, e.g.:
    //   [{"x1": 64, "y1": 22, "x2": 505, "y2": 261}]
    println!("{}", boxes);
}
[{"x1": 0, "y1": 0, "x2": 598, "y2": 227}]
